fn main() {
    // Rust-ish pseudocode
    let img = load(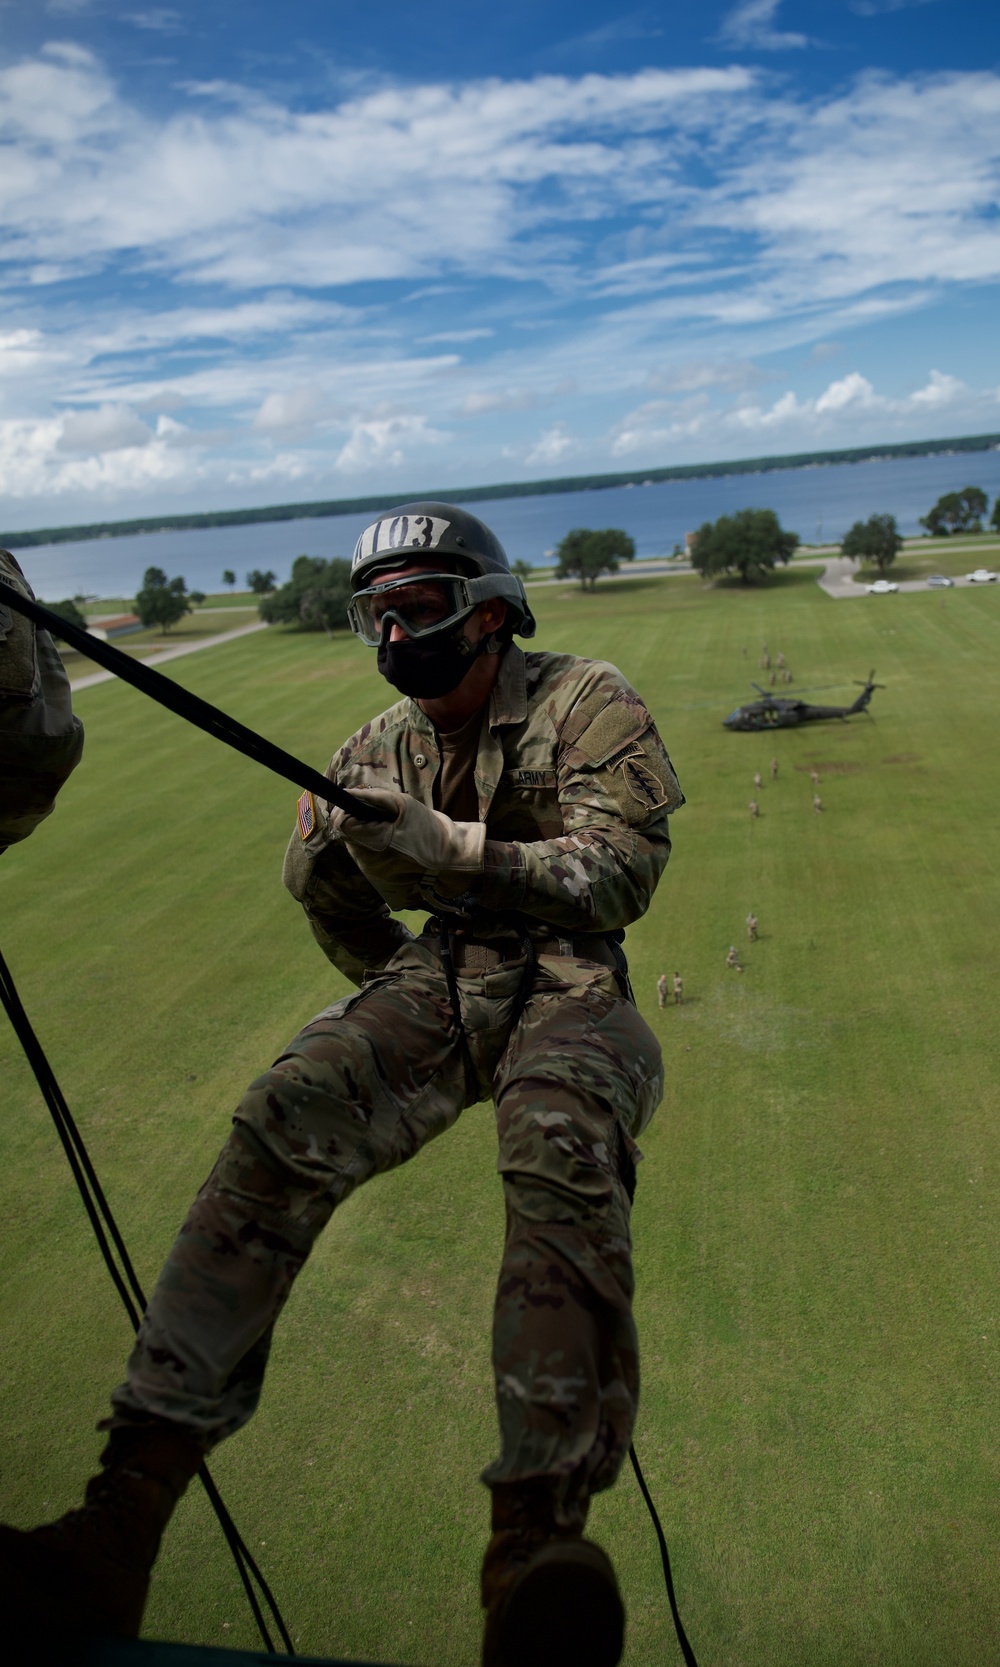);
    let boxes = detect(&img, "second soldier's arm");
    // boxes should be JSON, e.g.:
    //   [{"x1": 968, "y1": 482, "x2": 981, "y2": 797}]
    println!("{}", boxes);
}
[{"x1": 0, "y1": 550, "x2": 84, "y2": 854}]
